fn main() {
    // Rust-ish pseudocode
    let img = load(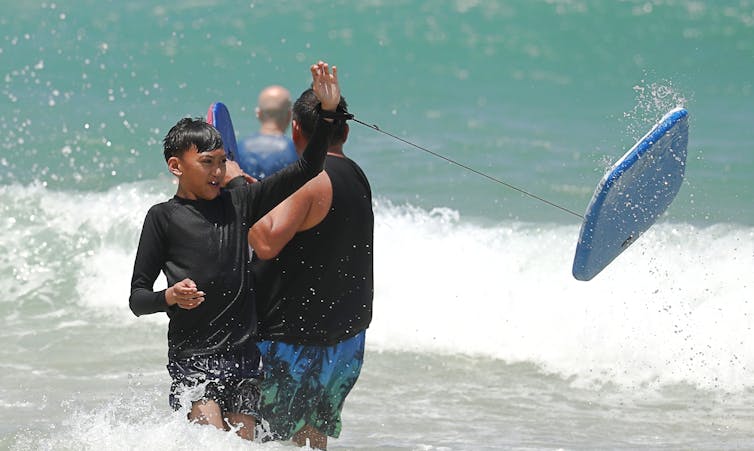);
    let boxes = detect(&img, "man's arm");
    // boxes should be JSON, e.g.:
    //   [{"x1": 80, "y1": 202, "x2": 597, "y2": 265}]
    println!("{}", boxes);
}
[{"x1": 249, "y1": 171, "x2": 332, "y2": 260}]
